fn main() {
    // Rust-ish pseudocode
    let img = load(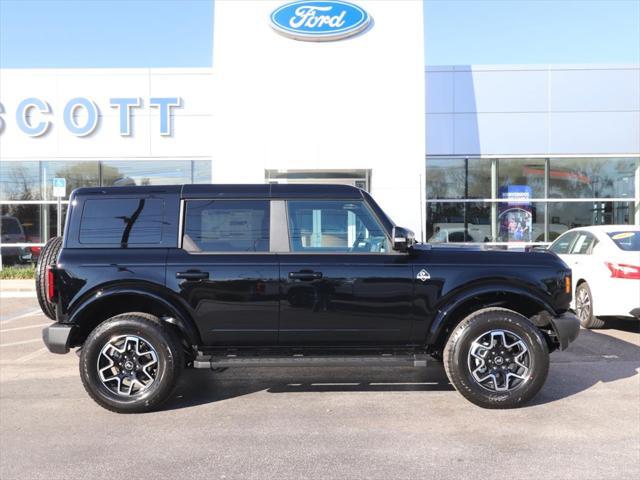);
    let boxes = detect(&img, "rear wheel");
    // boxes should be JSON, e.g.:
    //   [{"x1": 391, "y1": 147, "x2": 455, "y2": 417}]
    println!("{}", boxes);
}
[
  {"x1": 443, "y1": 307, "x2": 549, "y2": 409},
  {"x1": 79, "y1": 313, "x2": 183, "y2": 413},
  {"x1": 575, "y1": 282, "x2": 604, "y2": 329},
  {"x1": 35, "y1": 236, "x2": 63, "y2": 320}
]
